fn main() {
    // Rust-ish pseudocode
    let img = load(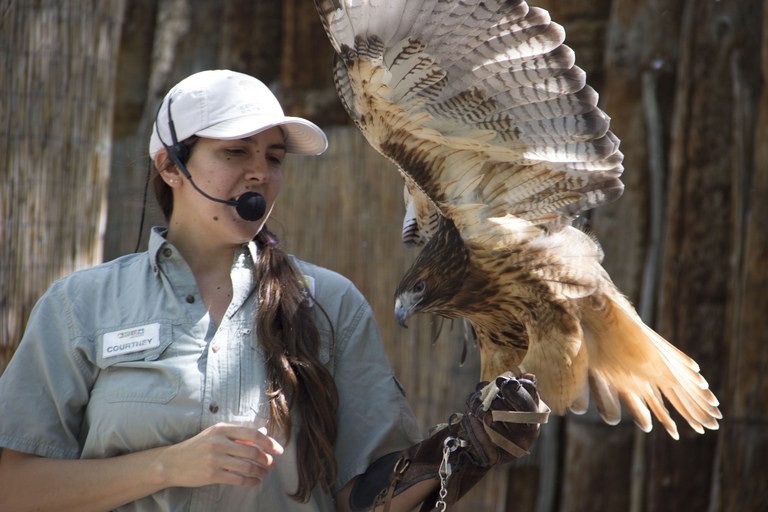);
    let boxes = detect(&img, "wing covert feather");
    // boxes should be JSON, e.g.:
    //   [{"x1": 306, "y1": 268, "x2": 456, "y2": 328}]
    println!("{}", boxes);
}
[{"x1": 315, "y1": 0, "x2": 624, "y2": 234}]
